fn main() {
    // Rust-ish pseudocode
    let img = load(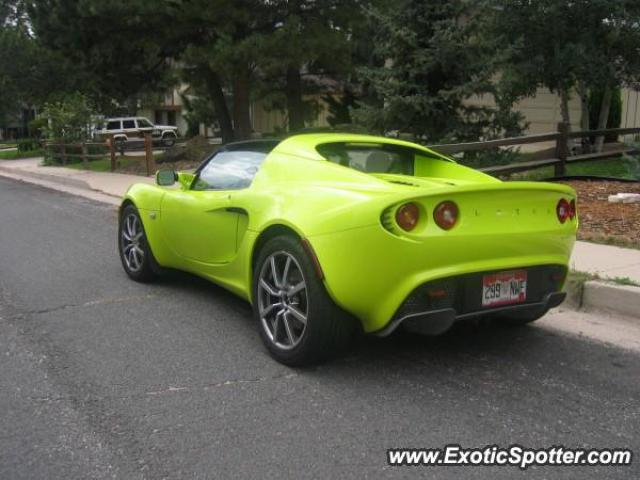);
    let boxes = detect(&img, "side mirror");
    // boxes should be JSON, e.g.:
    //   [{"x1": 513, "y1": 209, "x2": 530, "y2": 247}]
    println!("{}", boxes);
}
[{"x1": 156, "y1": 169, "x2": 177, "y2": 186}]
